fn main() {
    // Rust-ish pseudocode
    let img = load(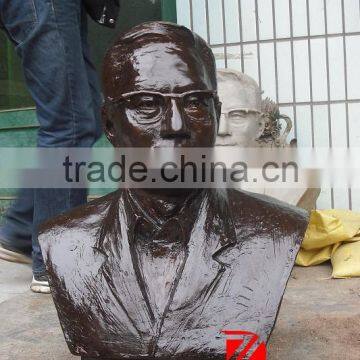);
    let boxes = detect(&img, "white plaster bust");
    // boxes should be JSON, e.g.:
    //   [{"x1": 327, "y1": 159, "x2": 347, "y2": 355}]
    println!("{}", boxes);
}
[
  {"x1": 215, "y1": 69, "x2": 266, "y2": 147},
  {"x1": 216, "y1": 68, "x2": 319, "y2": 210}
]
